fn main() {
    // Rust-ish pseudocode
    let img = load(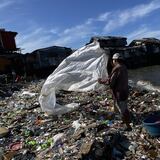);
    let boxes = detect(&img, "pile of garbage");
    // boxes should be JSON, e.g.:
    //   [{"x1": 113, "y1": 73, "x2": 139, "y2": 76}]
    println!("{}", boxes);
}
[
  {"x1": 0, "y1": 79, "x2": 160, "y2": 160},
  {"x1": 0, "y1": 74, "x2": 25, "y2": 98}
]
